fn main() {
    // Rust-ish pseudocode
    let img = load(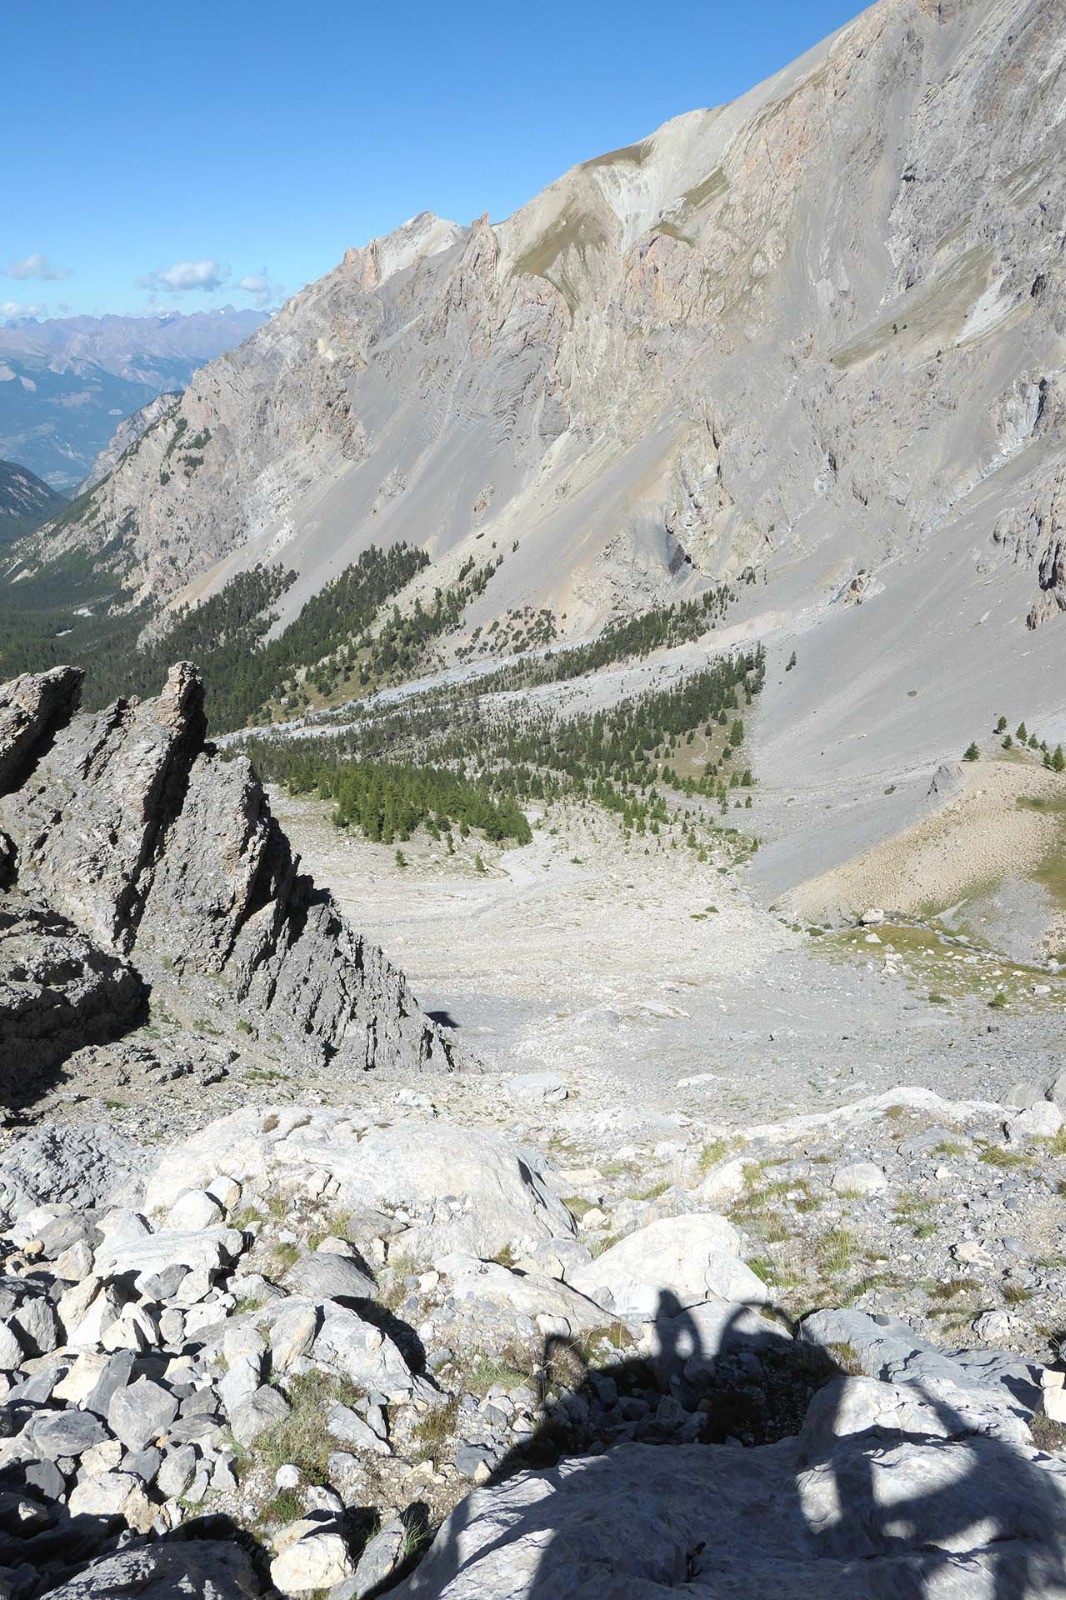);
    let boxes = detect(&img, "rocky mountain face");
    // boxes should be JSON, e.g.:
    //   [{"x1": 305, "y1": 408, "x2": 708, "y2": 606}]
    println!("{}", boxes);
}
[
  {"x1": 0, "y1": 461, "x2": 66, "y2": 546},
  {"x1": 0, "y1": 309, "x2": 265, "y2": 490},
  {"x1": 0, "y1": 665, "x2": 456, "y2": 1094},
  {"x1": 79, "y1": 392, "x2": 181, "y2": 494},
  {"x1": 19, "y1": 0, "x2": 1066, "y2": 646}
]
